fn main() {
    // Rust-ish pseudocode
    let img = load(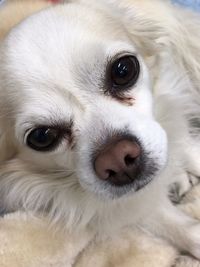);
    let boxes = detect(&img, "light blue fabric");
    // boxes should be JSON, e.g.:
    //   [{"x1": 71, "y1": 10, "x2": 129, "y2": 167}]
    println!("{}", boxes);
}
[
  {"x1": 0, "y1": 0, "x2": 5, "y2": 5},
  {"x1": 173, "y1": 0, "x2": 200, "y2": 12}
]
